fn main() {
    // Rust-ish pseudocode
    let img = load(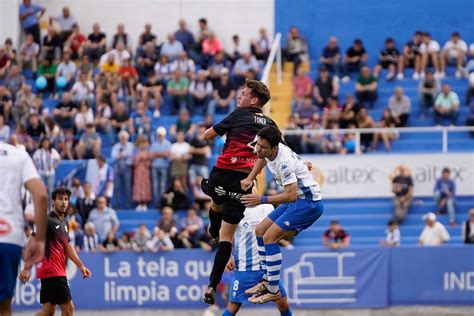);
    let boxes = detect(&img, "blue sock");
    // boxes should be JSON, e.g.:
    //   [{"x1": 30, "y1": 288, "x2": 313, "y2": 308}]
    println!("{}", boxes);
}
[
  {"x1": 222, "y1": 309, "x2": 234, "y2": 316},
  {"x1": 264, "y1": 243, "x2": 282, "y2": 293},
  {"x1": 280, "y1": 309, "x2": 292, "y2": 316},
  {"x1": 256, "y1": 236, "x2": 268, "y2": 279}
]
